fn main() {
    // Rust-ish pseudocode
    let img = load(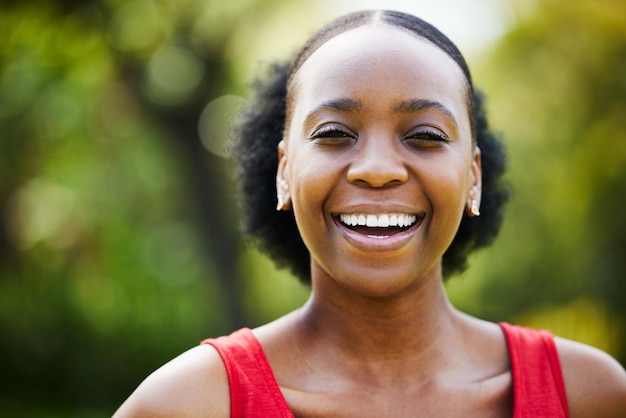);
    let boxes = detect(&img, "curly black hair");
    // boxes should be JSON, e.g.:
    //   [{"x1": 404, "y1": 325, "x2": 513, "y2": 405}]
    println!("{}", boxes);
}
[{"x1": 230, "y1": 10, "x2": 509, "y2": 283}]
